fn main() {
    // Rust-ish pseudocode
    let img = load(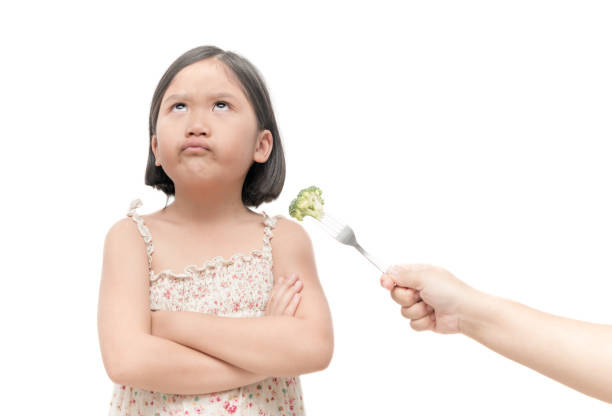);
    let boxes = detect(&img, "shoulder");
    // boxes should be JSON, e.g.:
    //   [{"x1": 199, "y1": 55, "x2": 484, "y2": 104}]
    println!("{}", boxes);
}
[
  {"x1": 271, "y1": 215, "x2": 312, "y2": 246},
  {"x1": 106, "y1": 198, "x2": 157, "y2": 245},
  {"x1": 268, "y1": 217, "x2": 325, "y2": 308},
  {"x1": 269, "y1": 215, "x2": 315, "y2": 267},
  {"x1": 101, "y1": 216, "x2": 150, "y2": 285},
  {"x1": 104, "y1": 216, "x2": 144, "y2": 253},
  {"x1": 107, "y1": 216, "x2": 138, "y2": 237}
]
